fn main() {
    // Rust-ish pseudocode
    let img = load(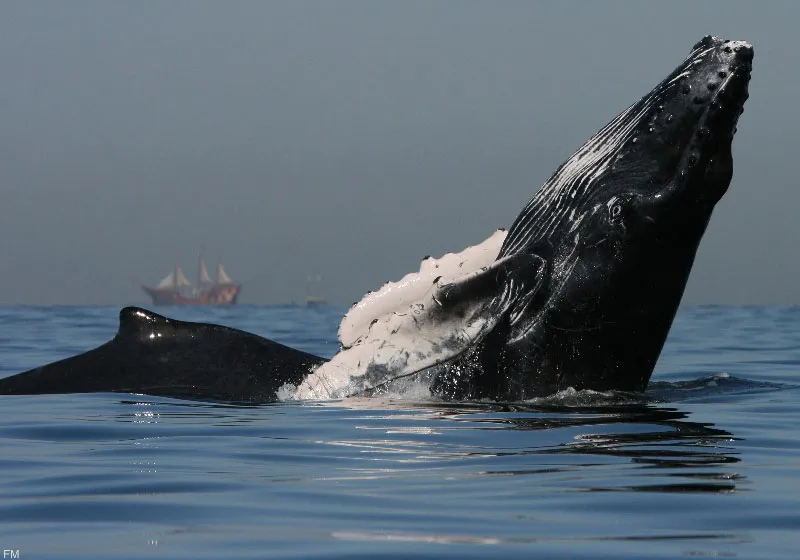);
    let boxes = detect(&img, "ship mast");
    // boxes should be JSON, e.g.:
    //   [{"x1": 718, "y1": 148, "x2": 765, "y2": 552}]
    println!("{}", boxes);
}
[{"x1": 197, "y1": 251, "x2": 213, "y2": 286}]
